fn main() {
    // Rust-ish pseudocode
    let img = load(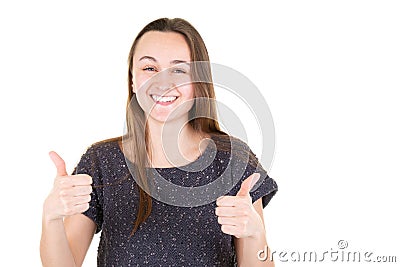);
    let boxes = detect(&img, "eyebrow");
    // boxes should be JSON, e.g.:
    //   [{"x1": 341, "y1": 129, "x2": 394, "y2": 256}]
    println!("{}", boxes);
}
[{"x1": 139, "y1": 56, "x2": 189, "y2": 66}]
